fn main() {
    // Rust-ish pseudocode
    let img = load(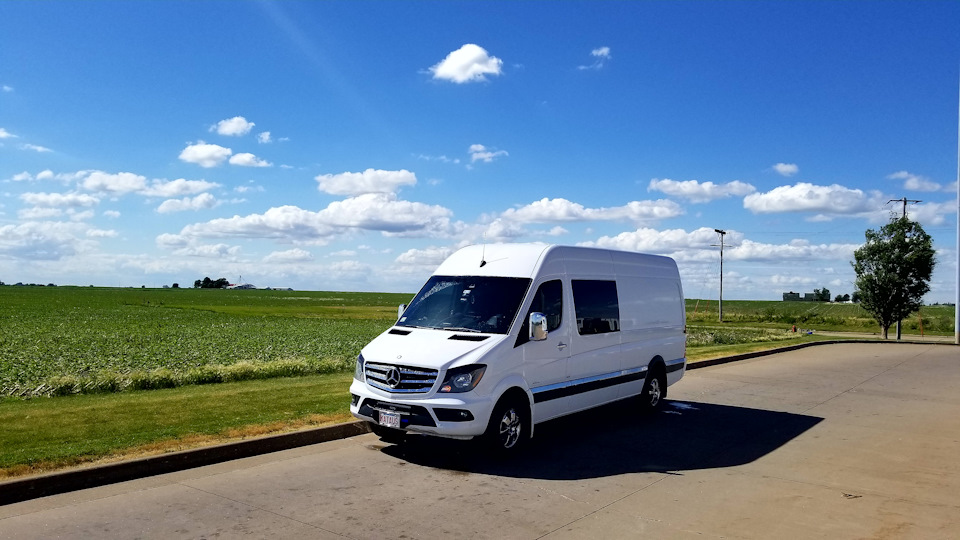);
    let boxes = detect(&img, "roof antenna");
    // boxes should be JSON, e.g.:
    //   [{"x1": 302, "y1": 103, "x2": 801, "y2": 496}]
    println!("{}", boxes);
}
[{"x1": 480, "y1": 233, "x2": 487, "y2": 267}]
